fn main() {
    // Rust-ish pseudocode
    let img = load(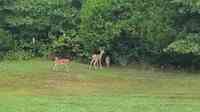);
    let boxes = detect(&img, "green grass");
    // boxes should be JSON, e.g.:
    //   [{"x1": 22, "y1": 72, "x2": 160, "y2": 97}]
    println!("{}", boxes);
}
[{"x1": 0, "y1": 60, "x2": 200, "y2": 112}]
